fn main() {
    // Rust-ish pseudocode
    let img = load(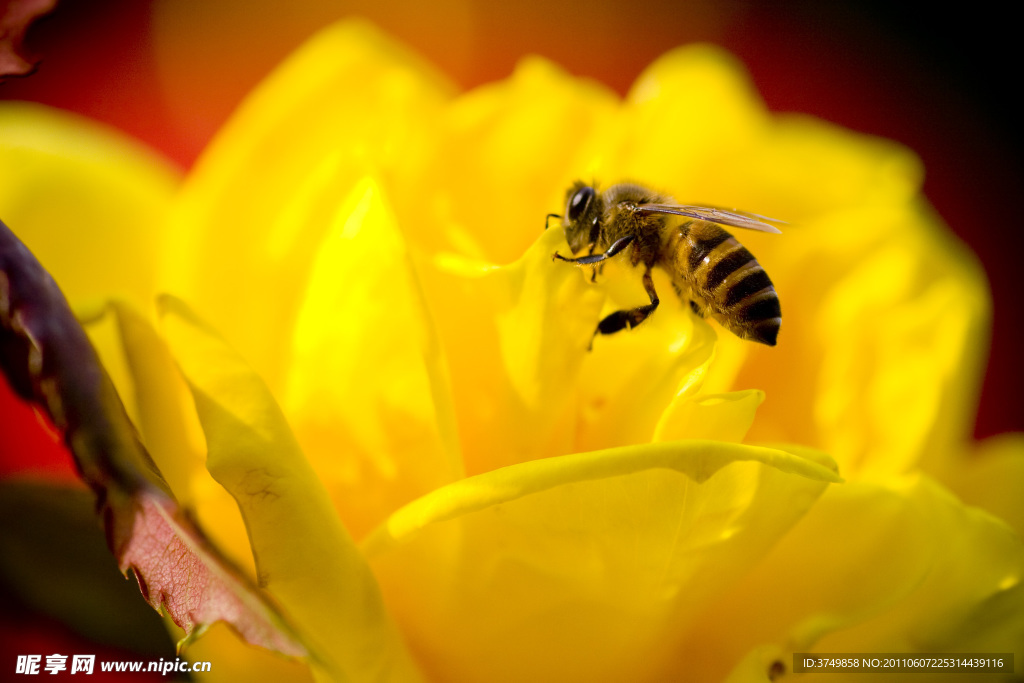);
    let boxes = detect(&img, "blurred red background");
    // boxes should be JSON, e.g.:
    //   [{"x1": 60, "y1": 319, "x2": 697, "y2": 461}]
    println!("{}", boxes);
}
[{"x1": 0, "y1": 0, "x2": 1020, "y2": 671}]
